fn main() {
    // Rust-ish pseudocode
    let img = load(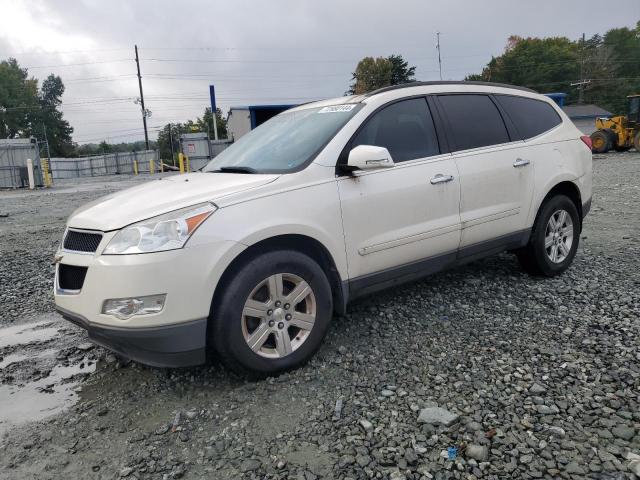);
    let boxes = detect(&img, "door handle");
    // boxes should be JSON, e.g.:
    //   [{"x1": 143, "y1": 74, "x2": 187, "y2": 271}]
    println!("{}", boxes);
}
[
  {"x1": 513, "y1": 158, "x2": 530, "y2": 168},
  {"x1": 430, "y1": 174, "x2": 454, "y2": 185}
]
